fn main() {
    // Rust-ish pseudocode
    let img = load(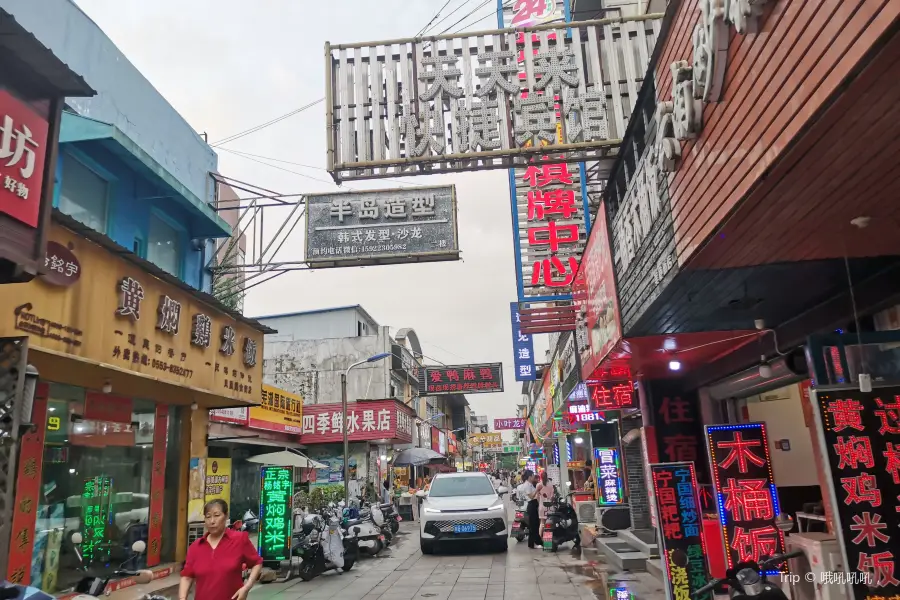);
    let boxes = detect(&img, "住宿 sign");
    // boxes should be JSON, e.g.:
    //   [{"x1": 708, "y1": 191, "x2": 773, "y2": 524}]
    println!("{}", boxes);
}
[{"x1": 305, "y1": 186, "x2": 459, "y2": 267}]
